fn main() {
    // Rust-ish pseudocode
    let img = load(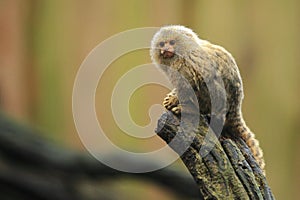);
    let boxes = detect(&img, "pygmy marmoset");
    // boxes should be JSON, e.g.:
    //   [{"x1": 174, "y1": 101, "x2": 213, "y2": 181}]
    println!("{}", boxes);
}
[{"x1": 150, "y1": 25, "x2": 265, "y2": 173}]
